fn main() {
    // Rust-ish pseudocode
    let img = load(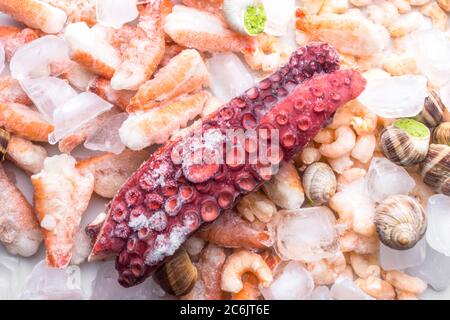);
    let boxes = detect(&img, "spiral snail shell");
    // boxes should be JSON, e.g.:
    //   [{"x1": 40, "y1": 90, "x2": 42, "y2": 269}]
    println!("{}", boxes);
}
[
  {"x1": 380, "y1": 118, "x2": 430, "y2": 166},
  {"x1": 414, "y1": 90, "x2": 445, "y2": 128},
  {"x1": 0, "y1": 127, "x2": 10, "y2": 161},
  {"x1": 432, "y1": 122, "x2": 450, "y2": 146},
  {"x1": 222, "y1": 0, "x2": 266, "y2": 36},
  {"x1": 302, "y1": 162, "x2": 336, "y2": 205},
  {"x1": 420, "y1": 144, "x2": 450, "y2": 196},
  {"x1": 375, "y1": 195, "x2": 426, "y2": 250},
  {"x1": 154, "y1": 247, "x2": 198, "y2": 297}
]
